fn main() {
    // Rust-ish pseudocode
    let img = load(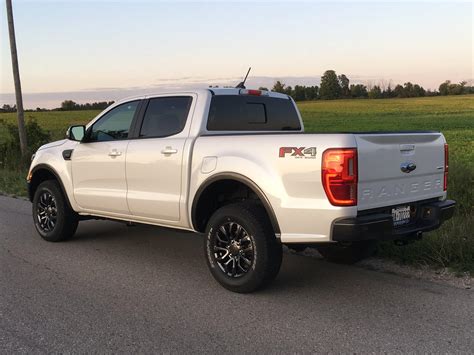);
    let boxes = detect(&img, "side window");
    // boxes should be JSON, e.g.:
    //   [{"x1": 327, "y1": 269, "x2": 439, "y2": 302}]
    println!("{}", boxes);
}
[
  {"x1": 139, "y1": 97, "x2": 192, "y2": 138},
  {"x1": 88, "y1": 101, "x2": 139, "y2": 142}
]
